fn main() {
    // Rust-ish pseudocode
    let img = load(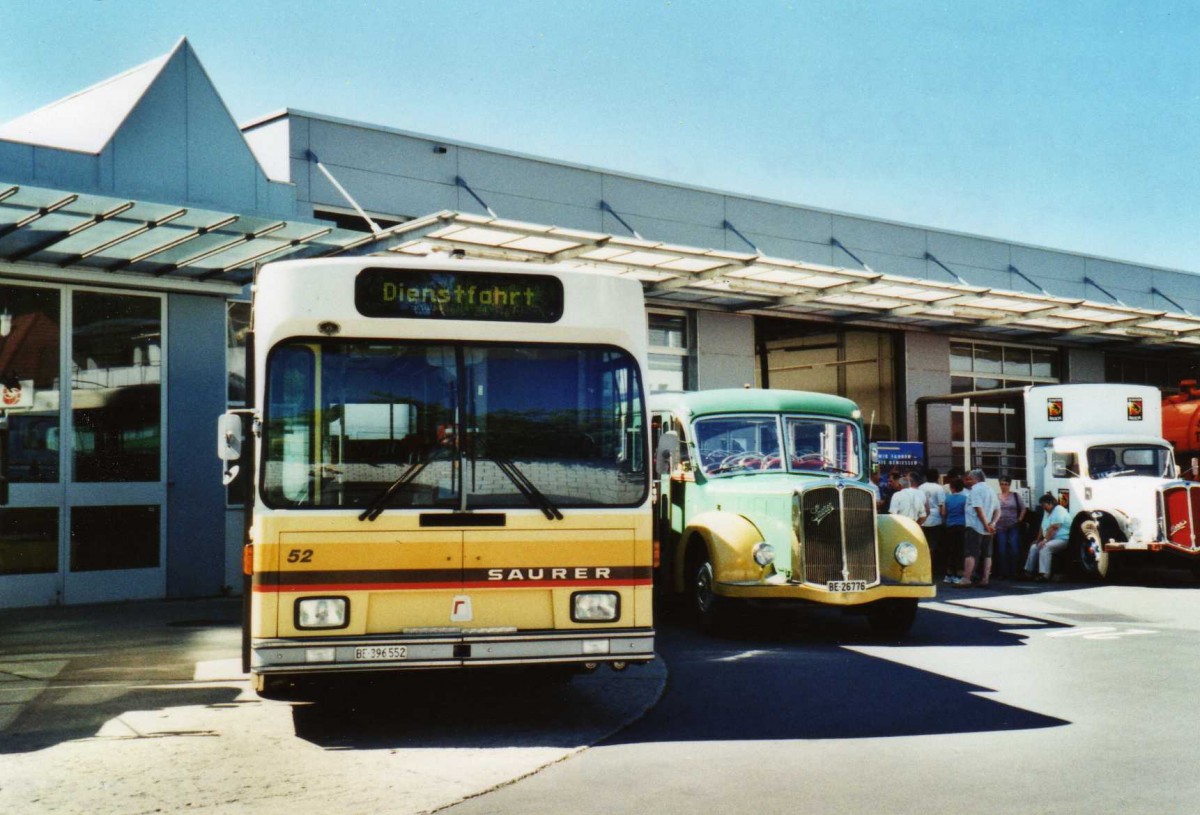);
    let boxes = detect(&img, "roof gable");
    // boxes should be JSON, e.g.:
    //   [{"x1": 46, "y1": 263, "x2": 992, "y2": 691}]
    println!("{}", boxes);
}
[
  {"x1": 0, "y1": 38, "x2": 298, "y2": 218},
  {"x1": 0, "y1": 43, "x2": 179, "y2": 155}
]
